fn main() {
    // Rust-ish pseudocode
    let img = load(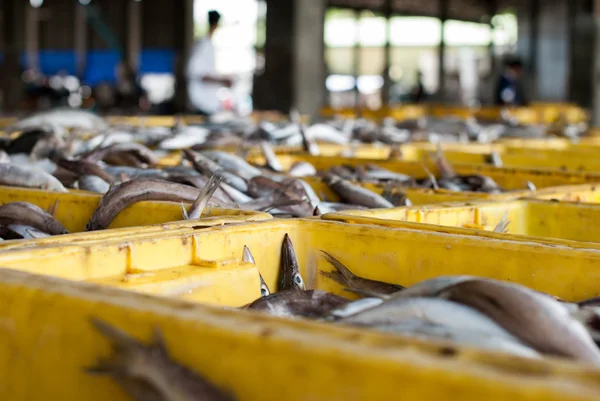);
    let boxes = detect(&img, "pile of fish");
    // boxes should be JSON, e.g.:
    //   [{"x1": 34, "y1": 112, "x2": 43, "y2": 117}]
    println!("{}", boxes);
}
[
  {"x1": 246, "y1": 235, "x2": 600, "y2": 365},
  {"x1": 0, "y1": 108, "x2": 550, "y2": 225}
]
